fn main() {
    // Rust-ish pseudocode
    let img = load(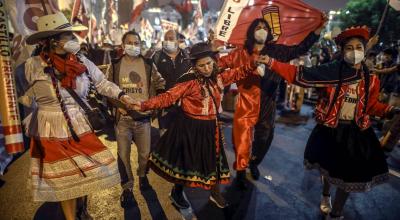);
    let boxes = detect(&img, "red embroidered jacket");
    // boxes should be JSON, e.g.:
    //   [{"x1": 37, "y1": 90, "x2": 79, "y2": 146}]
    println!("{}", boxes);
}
[
  {"x1": 141, "y1": 63, "x2": 256, "y2": 120},
  {"x1": 269, "y1": 59, "x2": 393, "y2": 129}
]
